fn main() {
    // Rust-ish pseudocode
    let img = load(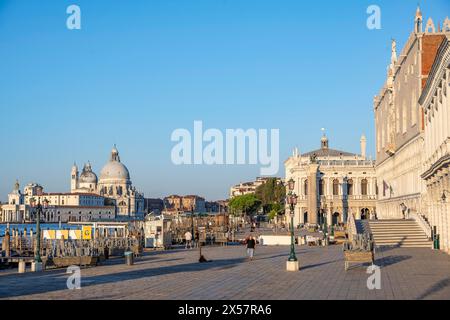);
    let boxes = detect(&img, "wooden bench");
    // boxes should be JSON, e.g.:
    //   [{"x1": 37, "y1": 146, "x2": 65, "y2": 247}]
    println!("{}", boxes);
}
[
  {"x1": 344, "y1": 251, "x2": 374, "y2": 271},
  {"x1": 334, "y1": 231, "x2": 346, "y2": 238},
  {"x1": 52, "y1": 256, "x2": 98, "y2": 268}
]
